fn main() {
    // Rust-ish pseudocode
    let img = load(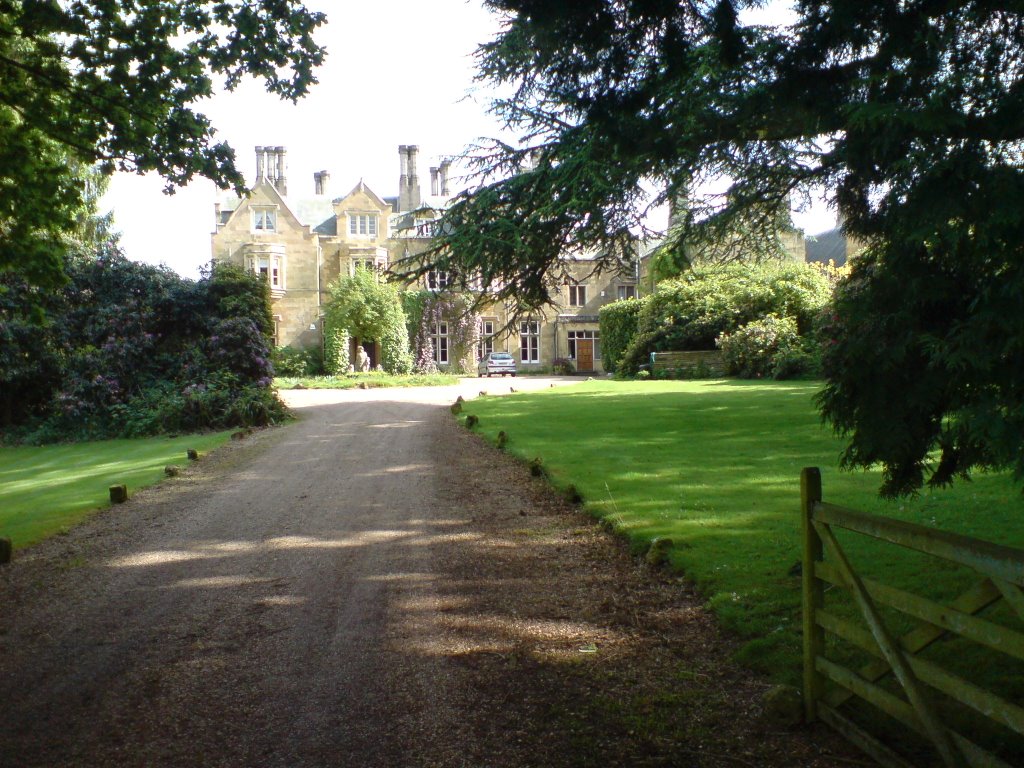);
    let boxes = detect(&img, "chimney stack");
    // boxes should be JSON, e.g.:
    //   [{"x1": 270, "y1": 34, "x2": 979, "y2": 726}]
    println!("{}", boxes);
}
[
  {"x1": 256, "y1": 146, "x2": 287, "y2": 195},
  {"x1": 398, "y1": 144, "x2": 409, "y2": 193},
  {"x1": 398, "y1": 144, "x2": 422, "y2": 211},
  {"x1": 666, "y1": 179, "x2": 690, "y2": 232},
  {"x1": 429, "y1": 167, "x2": 439, "y2": 196},
  {"x1": 314, "y1": 170, "x2": 330, "y2": 196},
  {"x1": 274, "y1": 146, "x2": 287, "y2": 196},
  {"x1": 407, "y1": 145, "x2": 421, "y2": 210},
  {"x1": 255, "y1": 146, "x2": 265, "y2": 181},
  {"x1": 439, "y1": 159, "x2": 451, "y2": 196}
]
